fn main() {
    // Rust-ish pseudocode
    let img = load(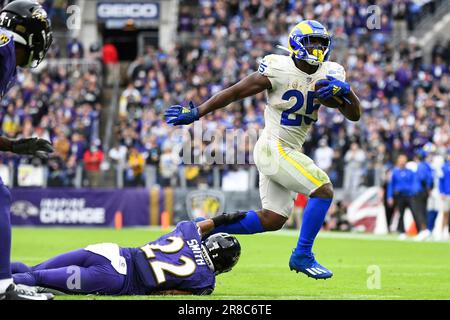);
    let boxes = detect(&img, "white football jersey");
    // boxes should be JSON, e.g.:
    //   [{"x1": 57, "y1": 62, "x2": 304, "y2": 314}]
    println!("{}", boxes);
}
[{"x1": 258, "y1": 54, "x2": 346, "y2": 149}]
